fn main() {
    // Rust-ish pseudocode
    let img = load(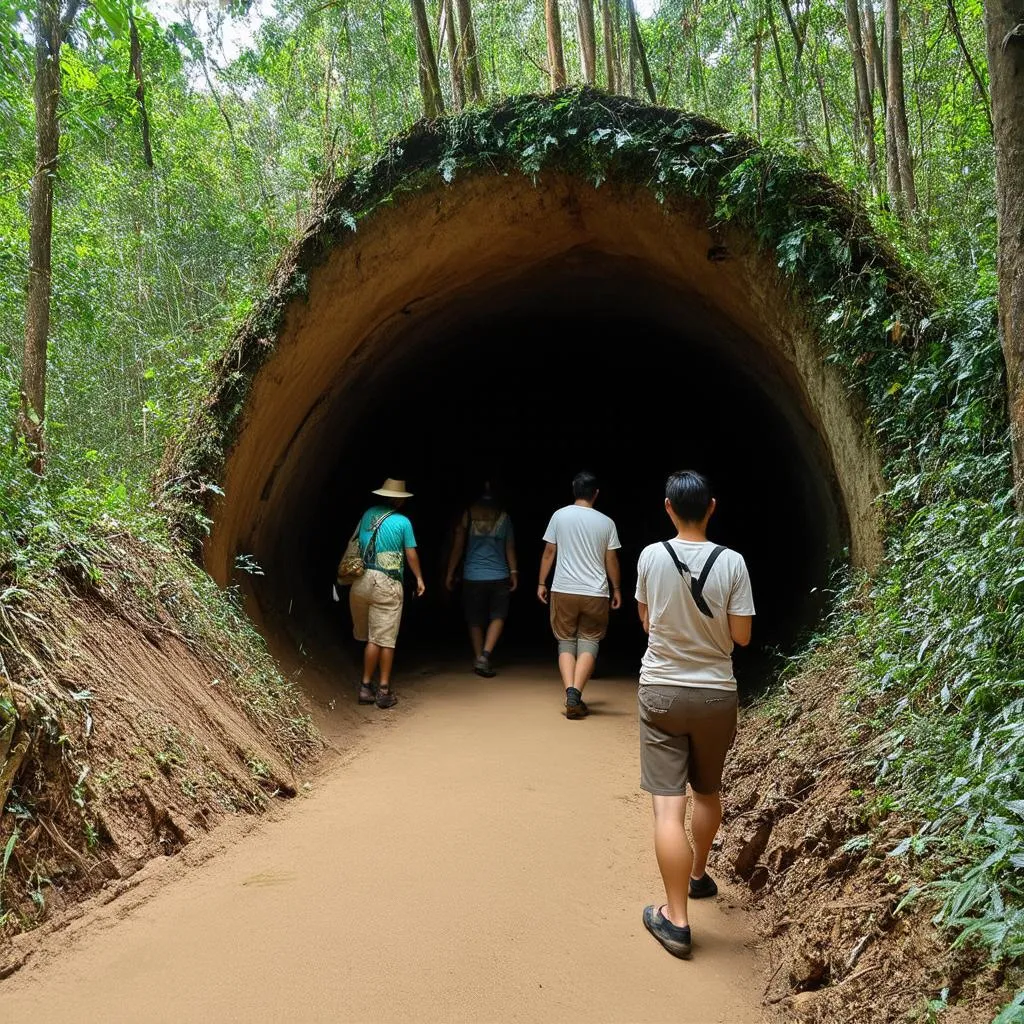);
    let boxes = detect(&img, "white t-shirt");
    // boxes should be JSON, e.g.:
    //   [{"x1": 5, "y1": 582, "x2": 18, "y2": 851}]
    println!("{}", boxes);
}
[
  {"x1": 543, "y1": 505, "x2": 622, "y2": 598},
  {"x1": 635, "y1": 539, "x2": 755, "y2": 690}
]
